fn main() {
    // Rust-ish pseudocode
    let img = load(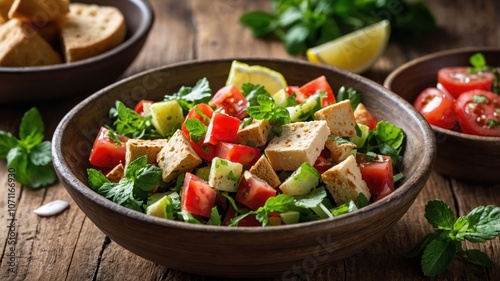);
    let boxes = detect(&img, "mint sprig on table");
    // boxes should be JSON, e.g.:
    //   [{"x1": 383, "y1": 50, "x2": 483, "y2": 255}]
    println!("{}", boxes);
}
[
  {"x1": 0, "y1": 108, "x2": 56, "y2": 189},
  {"x1": 406, "y1": 199, "x2": 500, "y2": 277}
]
